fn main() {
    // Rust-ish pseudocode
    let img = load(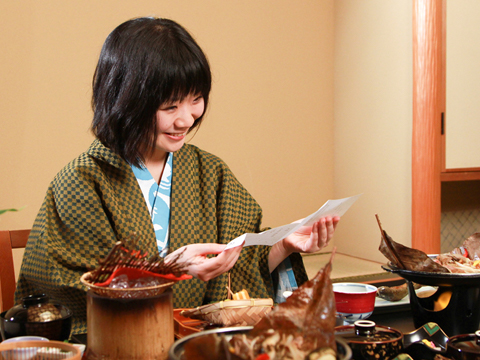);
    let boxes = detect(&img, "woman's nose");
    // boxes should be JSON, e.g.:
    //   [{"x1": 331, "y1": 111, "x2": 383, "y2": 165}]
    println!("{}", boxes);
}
[{"x1": 176, "y1": 104, "x2": 196, "y2": 127}]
